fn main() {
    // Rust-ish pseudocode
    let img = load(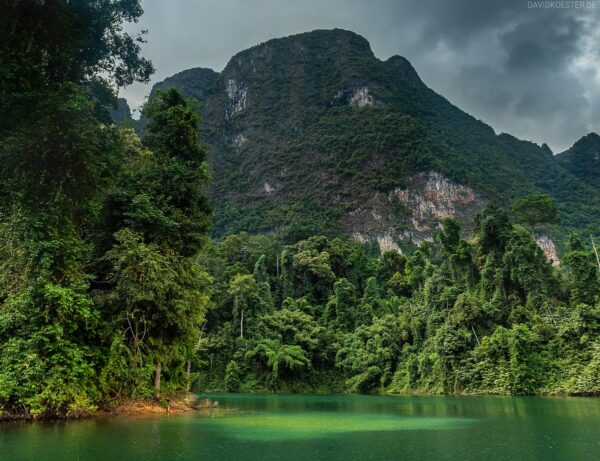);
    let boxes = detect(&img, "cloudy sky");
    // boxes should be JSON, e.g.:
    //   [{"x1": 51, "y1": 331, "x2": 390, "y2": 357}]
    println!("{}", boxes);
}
[{"x1": 122, "y1": 0, "x2": 600, "y2": 152}]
